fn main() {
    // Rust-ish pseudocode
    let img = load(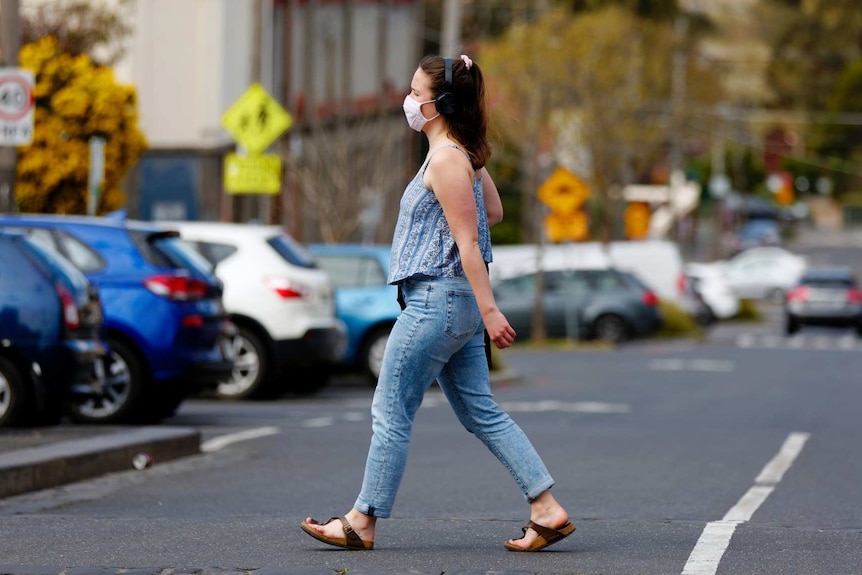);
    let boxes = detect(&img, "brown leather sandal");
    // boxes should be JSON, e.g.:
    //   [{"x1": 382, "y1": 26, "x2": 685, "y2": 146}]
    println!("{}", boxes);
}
[
  {"x1": 300, "y1": 516, "x2": 374, "y2": 550},
  {"x1": 504, "y1": 520, "x2": 576, "y2": 552}
]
